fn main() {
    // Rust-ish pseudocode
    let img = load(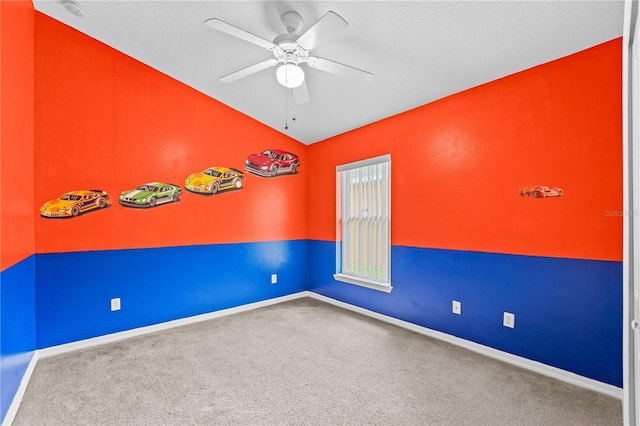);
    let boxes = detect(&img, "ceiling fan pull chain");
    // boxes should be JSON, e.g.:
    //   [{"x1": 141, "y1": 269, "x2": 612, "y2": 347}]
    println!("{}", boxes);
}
[
  {"x1": 292, "y1": 89, "x2": 297, "y2": 121},
  {"x1": 284, "y1": 92, "x2": 289, "y2": 130}
]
